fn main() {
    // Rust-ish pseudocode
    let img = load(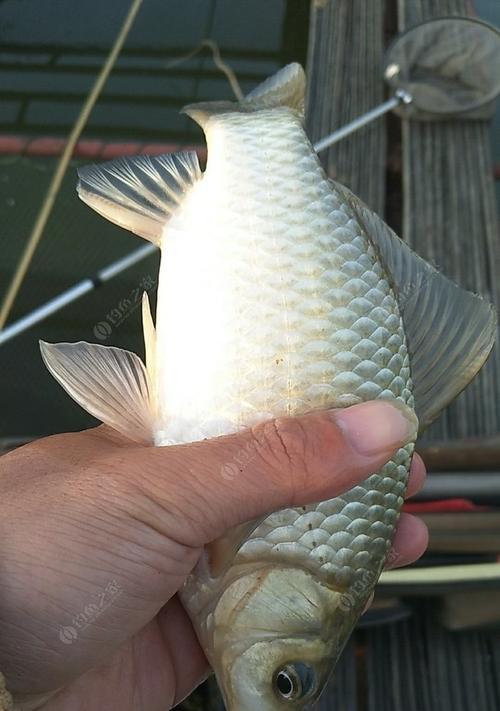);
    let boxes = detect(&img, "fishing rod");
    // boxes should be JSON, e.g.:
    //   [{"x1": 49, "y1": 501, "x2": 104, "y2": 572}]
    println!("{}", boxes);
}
[
  {"x1": 0, "y1": 244, "x2": 156, "y2": 346},
  {"x1": 0, "y1": 17, "x2": 498, "y2": 348}
]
